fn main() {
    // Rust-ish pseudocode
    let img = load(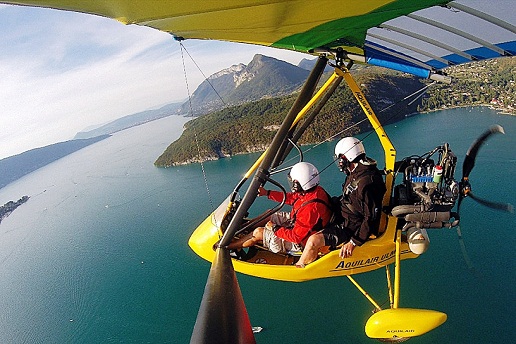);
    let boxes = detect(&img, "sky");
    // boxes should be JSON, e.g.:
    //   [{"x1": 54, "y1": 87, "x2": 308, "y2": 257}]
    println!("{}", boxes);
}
[
  {"x1": 1, "y1": 2, "x2": 513, "y2": 161},
  {"x1": 0, "y1": 4, "x2": 308, "y2": 160}
]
